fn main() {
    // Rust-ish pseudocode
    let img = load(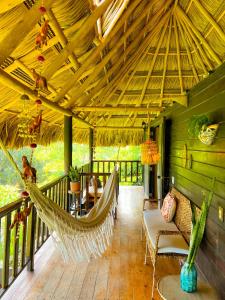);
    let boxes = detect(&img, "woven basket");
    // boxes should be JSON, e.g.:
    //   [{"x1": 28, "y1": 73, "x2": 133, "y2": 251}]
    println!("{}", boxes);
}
[
  {"x1": 140, "y1": 139, "x2": 160, "y2": 165},
  {"x1": 198, "y1": 124, "x2": 219, "y2": 145}
]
